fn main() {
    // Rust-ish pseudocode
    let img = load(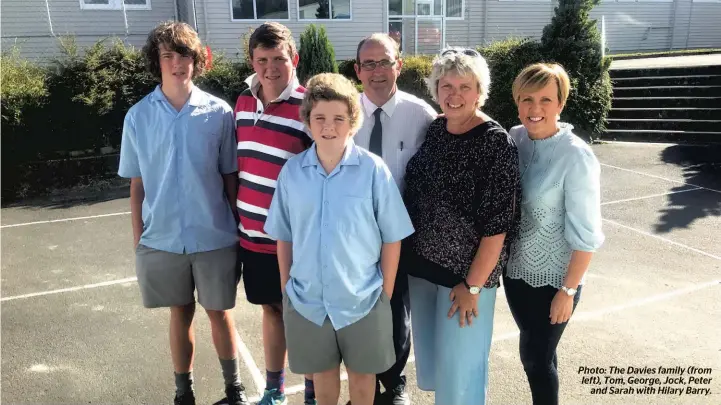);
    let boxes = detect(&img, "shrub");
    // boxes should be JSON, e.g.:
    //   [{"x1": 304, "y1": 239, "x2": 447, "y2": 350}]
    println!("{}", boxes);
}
[
  {"x1": 297, "y1": 24, "x2": 338, "y2": 85},
  {"x1": 240, "y1": 27, "x2": 254, "y2": 64},
  {"x1": 196, "y1": 53, "x2": 253, "y2": 106},
  {"x1": 479, "y1": 38, "x2": 545, "y2": 130},
  {"x1": 0, "y1": 47, "x2": 48, "y2": 125},
  {"x1": 541, "y1": 0, "x2": 612, "y2": 135},
  {"x1": 338, "y1": 59, "x2": 358, "y2": 83},
  {"x1": 1, "y1": 37, "x2": 253, "y2": 203},
  {"x1": 396, "y1": 55, "x2": 436, "y2": 107}
]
